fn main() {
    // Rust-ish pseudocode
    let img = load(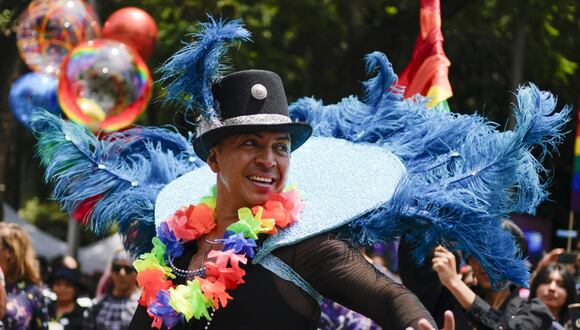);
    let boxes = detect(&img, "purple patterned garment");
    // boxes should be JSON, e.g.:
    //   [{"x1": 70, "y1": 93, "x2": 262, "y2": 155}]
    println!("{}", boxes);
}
[
  {"x1": 318, "y1": 298, "x2": 382, "y2": 330},
  {"x1": 3, "y1": 281, "x2": 49, "y2": 330}
]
